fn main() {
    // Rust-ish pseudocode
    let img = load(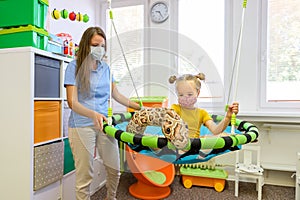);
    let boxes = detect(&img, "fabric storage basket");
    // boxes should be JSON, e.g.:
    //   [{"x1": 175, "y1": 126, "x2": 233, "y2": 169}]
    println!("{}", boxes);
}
[
  {"x1": 0, "y1": 25, "x2": 49, "y2": 50},
  {"x1": 34, "y1": 55, "x2": 60, "y2": 98},
  {"x1": 63, "y1": 101, "x2": 71, "y2": 137},
  {"x1": 0, "y1": 0, "x2": 49, "y2": 29},
  {"x1": 63, "y1": 138, "x2": 75, "y2": 175},
  {"x1": 34, "y1": 101, "x2": 61, "y2": 144},
  {"x1": 34, "y1": 141, "x2": 64, "y2": 191}
]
